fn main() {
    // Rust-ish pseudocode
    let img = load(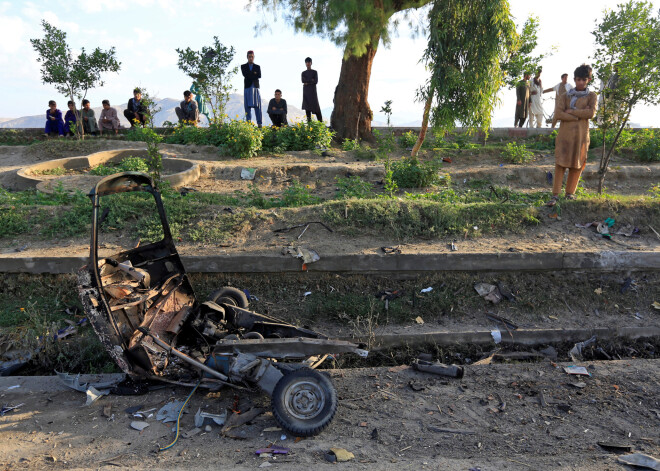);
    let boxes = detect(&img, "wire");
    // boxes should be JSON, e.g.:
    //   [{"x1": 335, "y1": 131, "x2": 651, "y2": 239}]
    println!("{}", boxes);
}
[{"x1": 158, "y1": 379, "x2": 201, "y2": 452}]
